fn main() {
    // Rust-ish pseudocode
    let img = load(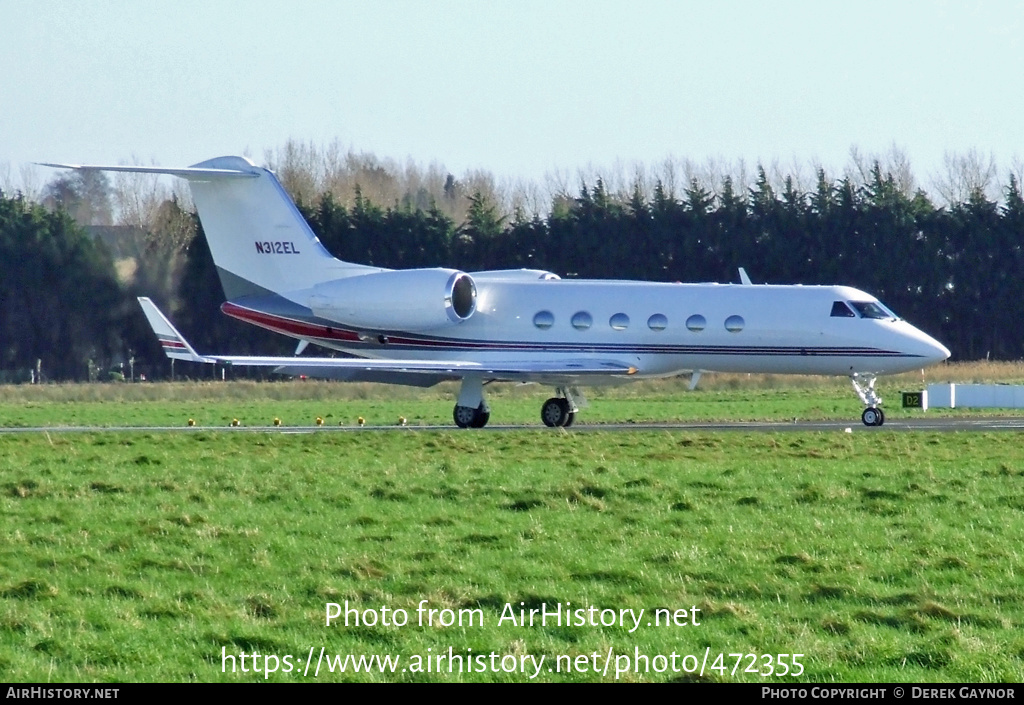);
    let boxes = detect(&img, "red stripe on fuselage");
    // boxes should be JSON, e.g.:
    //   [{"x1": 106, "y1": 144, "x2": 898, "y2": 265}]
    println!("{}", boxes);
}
[
  {"x1": 219, "y1": 301, "x2": 558, "y2": 351},
  {"x1": 221, "y1": 301, "x2": 362, "y2": 343}
]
